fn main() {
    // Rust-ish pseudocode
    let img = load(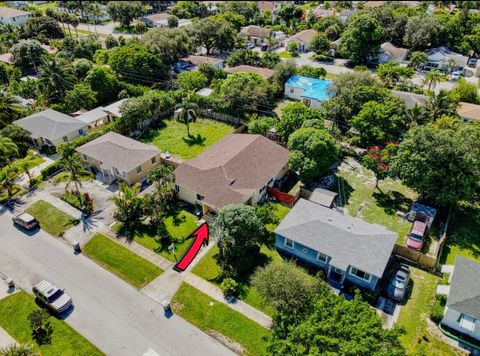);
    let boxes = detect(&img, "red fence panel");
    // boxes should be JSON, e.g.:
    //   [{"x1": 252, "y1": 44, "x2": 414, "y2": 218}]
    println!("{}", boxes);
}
[{"x1": 267, "y1": 187, "x2": 296, "y2": 206}]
